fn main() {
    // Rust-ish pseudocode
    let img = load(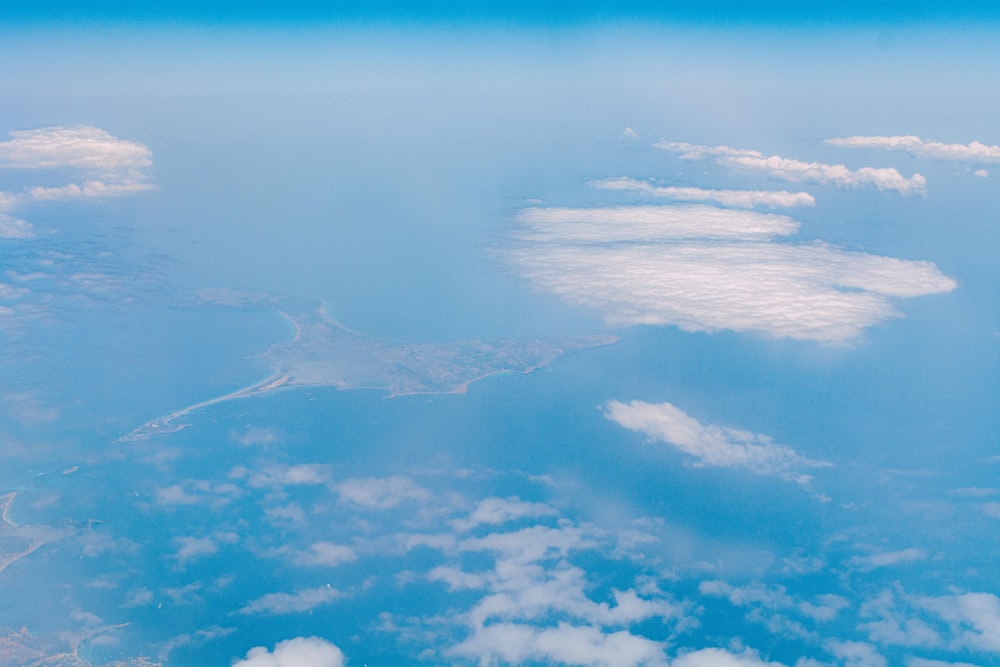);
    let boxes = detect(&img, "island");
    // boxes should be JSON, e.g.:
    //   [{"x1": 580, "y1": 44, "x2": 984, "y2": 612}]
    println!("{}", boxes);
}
[{"x1": 123, "y1": 289, "x2": 618, "y2": 441}]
